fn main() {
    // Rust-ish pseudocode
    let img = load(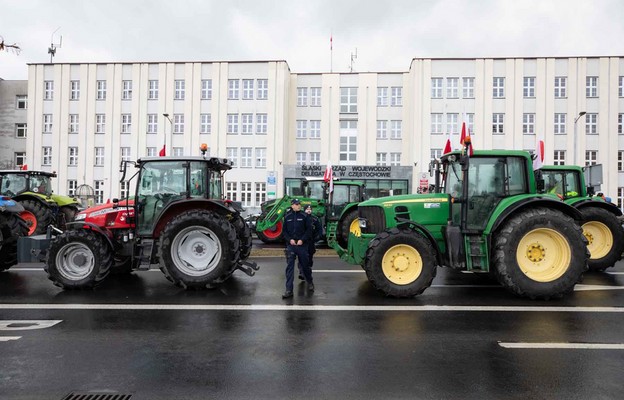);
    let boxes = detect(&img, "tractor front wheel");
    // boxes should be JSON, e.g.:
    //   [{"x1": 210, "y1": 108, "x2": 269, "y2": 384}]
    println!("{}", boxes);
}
[
  {"x1": 580, "y1": 207, "x2": 624, "y2": 271},
  {"x1": 0, "y1": 213, "x2": 29, "y2": 271},
  {"x1": 337, "y1": 209, "x2": 360, "y2": 249},
  {"x1": 257, "y1": 220, "x2": 284, "y2": 243},
  {"x1": 364, "y1": 228, "x2": 437, "y2": 297},
  {"x1": 20, "y1": 199, "x2": 54, "y2": 235}
]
